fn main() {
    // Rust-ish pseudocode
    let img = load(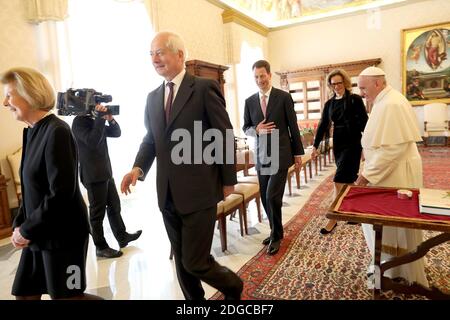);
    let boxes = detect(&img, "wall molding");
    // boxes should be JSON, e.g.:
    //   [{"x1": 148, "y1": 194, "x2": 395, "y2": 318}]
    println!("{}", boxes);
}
[{"x1": 221, "y1": 9, "x2": 269, "y2": 37}]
